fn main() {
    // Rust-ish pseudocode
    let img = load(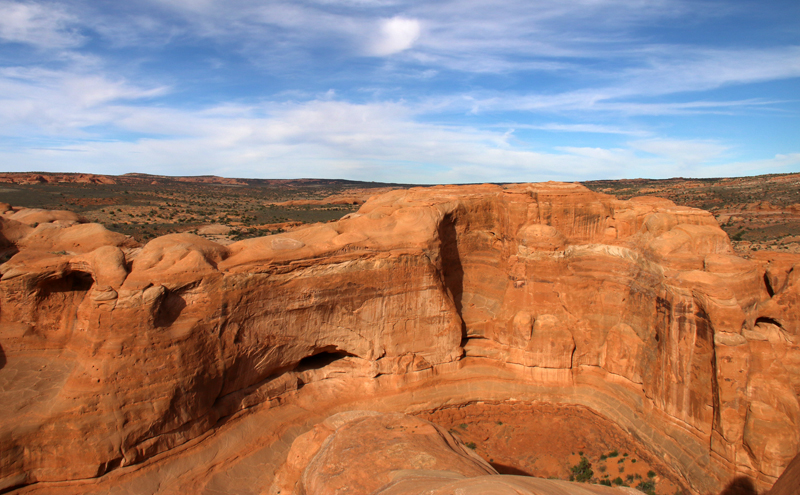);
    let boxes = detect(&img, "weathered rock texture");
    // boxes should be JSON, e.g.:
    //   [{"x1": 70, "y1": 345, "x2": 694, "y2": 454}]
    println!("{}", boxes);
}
[
  {"x1": 273, "y1": 410, "x2": 629, "y2": 495},
  {"x1": 1, "y1": 183, "x2": 799, "y2": 494}
]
